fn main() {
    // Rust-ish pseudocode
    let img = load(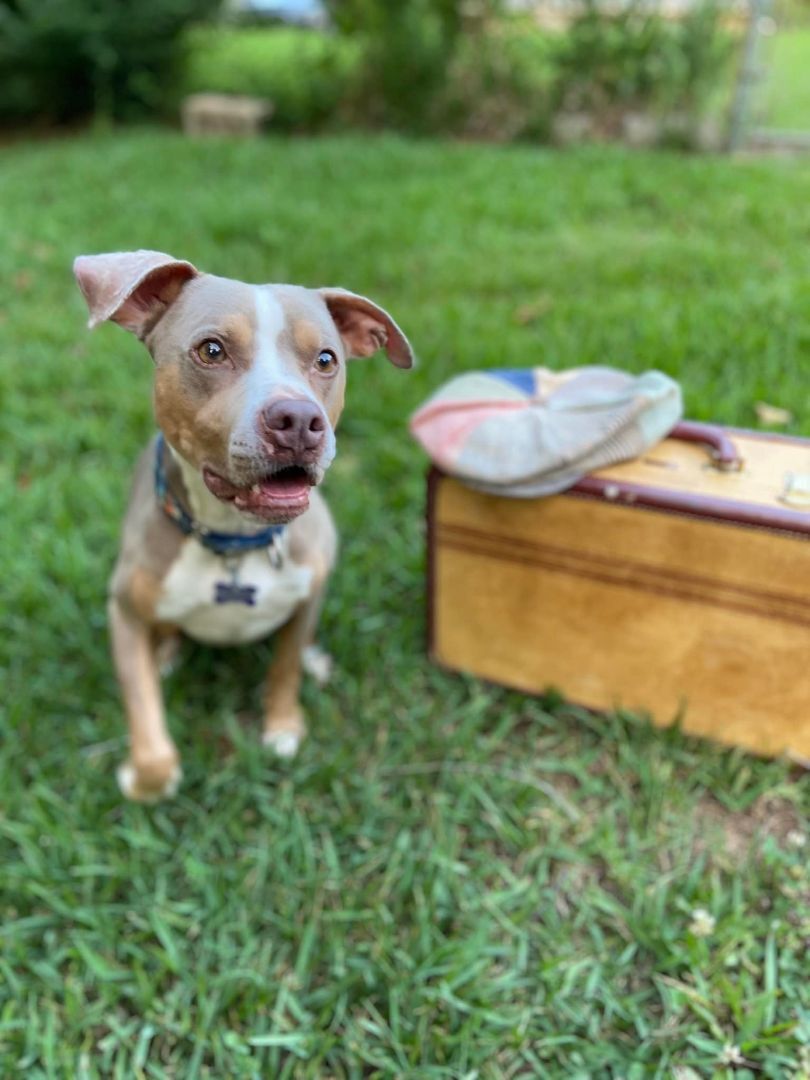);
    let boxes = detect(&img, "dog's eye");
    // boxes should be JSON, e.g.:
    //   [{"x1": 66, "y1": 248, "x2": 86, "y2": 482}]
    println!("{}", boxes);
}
[
  {"x1": 196, "y1": 339, "x2": 225, "y2": 365},
  {"x1": 315, "y1": 349, "x2": 338, "y2": 375}
]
